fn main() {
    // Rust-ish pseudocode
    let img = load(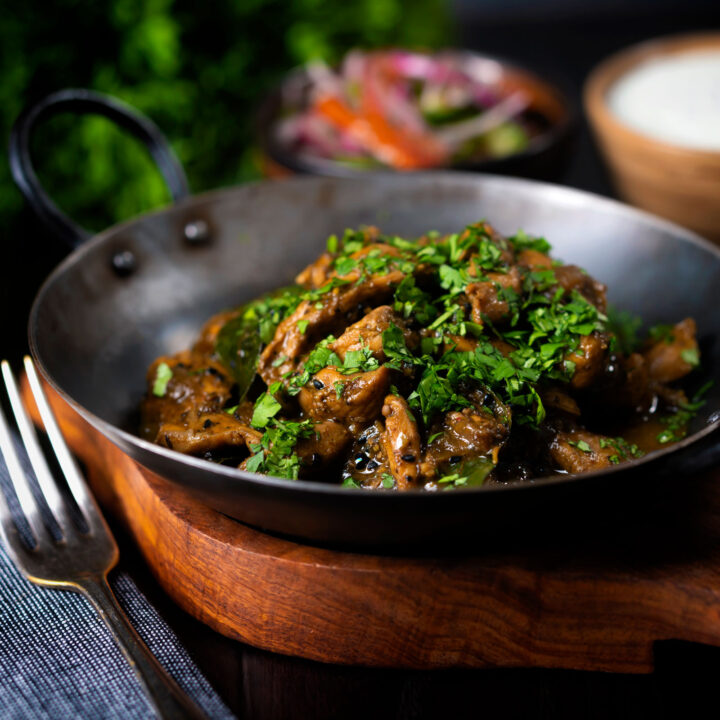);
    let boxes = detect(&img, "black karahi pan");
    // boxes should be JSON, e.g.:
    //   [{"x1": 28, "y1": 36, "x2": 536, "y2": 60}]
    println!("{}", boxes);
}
[{"x1": 11, "y1": 89, "x2": 720, "y2": 550}]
